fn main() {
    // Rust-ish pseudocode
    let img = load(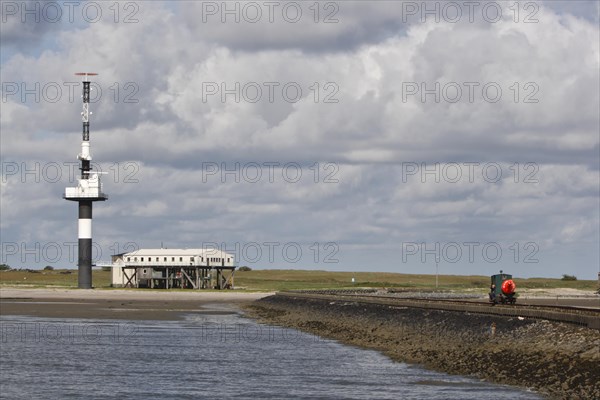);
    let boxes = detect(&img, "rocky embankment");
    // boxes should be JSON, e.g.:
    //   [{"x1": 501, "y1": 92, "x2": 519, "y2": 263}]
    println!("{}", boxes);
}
[{"x1": 243, "y1": 295, "x2": 600, "y2": 399}]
